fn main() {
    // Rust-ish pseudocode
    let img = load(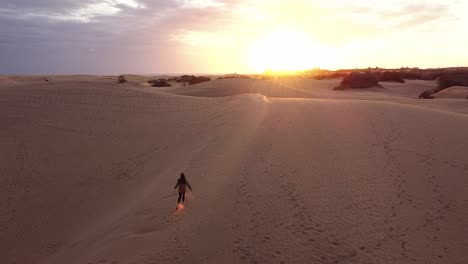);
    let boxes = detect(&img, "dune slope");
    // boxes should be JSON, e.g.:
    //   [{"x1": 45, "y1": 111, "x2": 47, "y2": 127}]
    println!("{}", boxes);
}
[
  {"x1": 1, "y1": 77, "x2": 468, "y2": 264},
  {"x1": 433, "y1": 86, "x2": 468, "y2": 99},
  {"x1": 165, "y1": 78, "x2": 468, "y2": 114}
]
